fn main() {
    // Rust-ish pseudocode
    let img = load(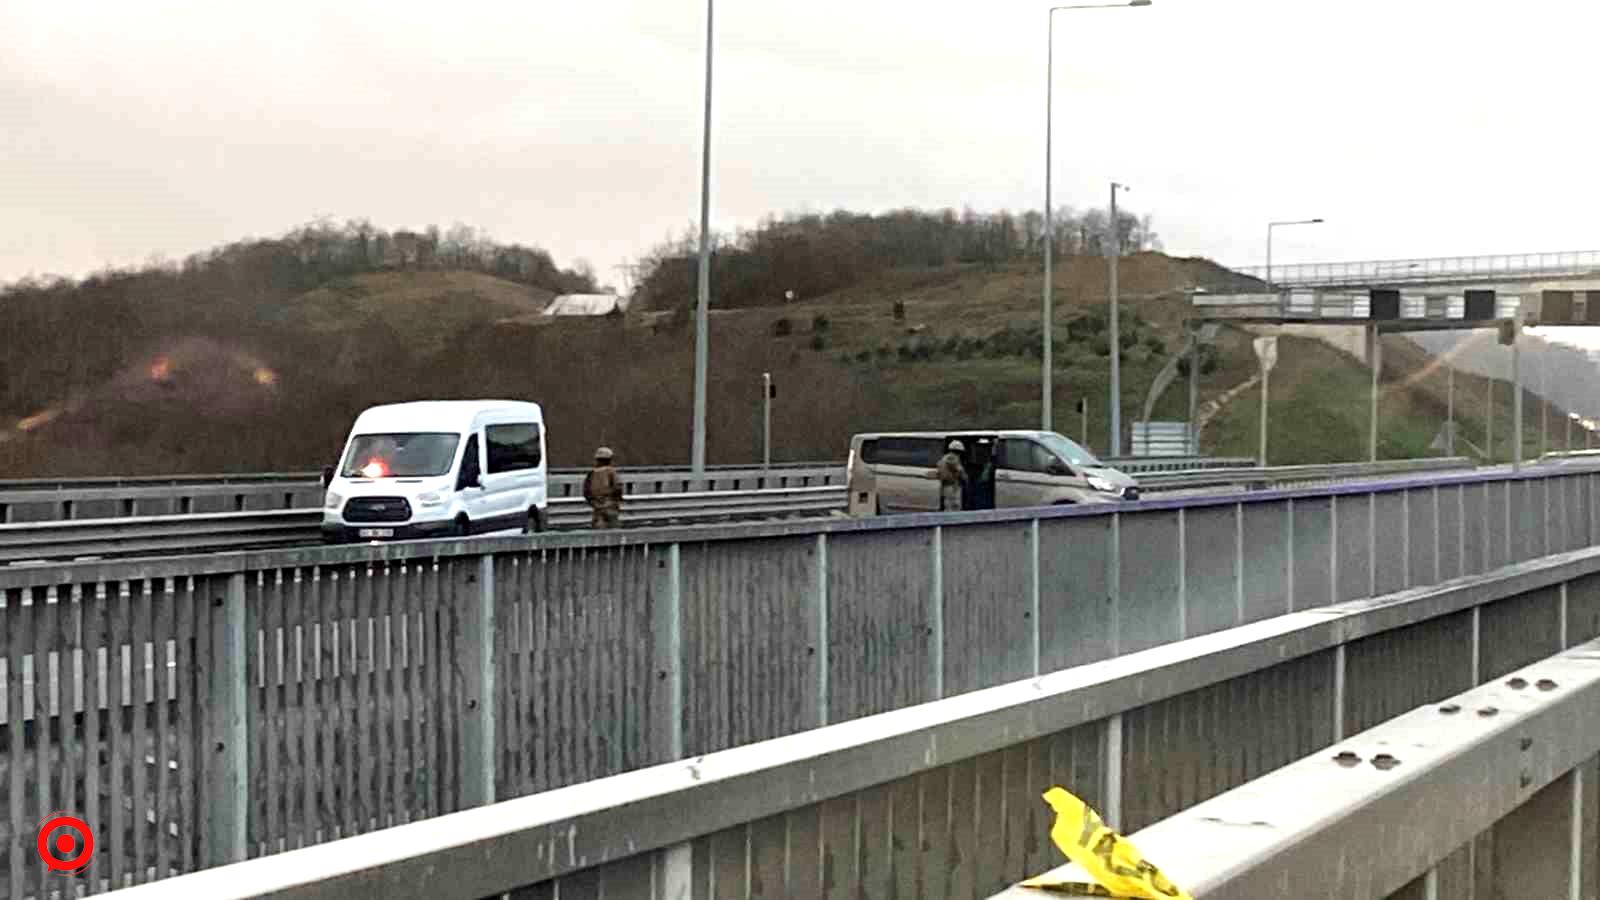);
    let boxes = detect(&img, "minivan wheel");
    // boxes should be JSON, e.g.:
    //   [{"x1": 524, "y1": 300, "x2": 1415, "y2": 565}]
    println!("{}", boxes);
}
[
  {"x1": 454, "y1": 515, "x2": 471, "y2": 538},
  {"x1": 525, "y1": 507, "x2": 546, "y2": 534}
]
